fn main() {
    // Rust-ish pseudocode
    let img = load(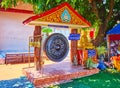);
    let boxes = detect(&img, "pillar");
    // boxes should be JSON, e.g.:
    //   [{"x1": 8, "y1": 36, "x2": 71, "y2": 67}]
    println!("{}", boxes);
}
[
  {"x1": 71, "y1": 29, "x2": 77, "y2": 63},
  {"x1": 34, "y1": 26, "x2": 42, "y2": 70}
]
